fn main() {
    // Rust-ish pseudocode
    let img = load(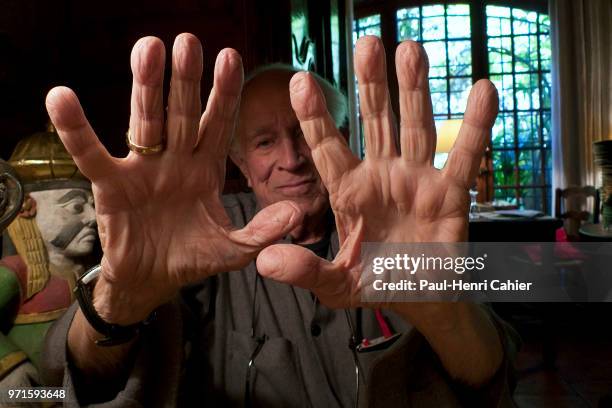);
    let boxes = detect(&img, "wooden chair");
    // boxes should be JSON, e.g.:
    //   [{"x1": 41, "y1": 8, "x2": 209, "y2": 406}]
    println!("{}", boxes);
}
[{"x1": 555, "y1": 186, "x2": 600, "y2": 240}]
